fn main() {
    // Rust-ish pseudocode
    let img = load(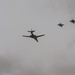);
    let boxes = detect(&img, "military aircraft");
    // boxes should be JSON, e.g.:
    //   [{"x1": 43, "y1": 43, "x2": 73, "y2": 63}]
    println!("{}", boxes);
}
[
  {"x1": 22, "y1": 29, "x2": 45, "y2": 42},
  {"x1": 69, "y1": 19, "x2": 75, "y2": 24},
  {"x1": 58, "y1": 23, "x2": 64, "y2": 27}
]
